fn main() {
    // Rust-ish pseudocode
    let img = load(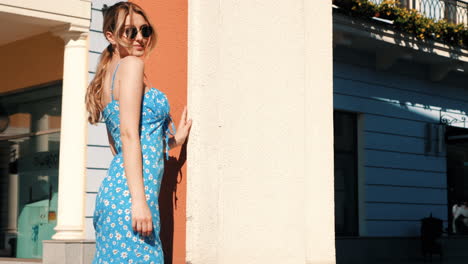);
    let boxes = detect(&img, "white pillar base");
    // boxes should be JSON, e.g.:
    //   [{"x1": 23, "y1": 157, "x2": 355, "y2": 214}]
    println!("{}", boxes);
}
[
  {"x1": 51, "y1": 227, "x2": 84, "y2": 240},
  {"x1": 42, "y1": 240, "x2": 95, "y2": 264}
]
